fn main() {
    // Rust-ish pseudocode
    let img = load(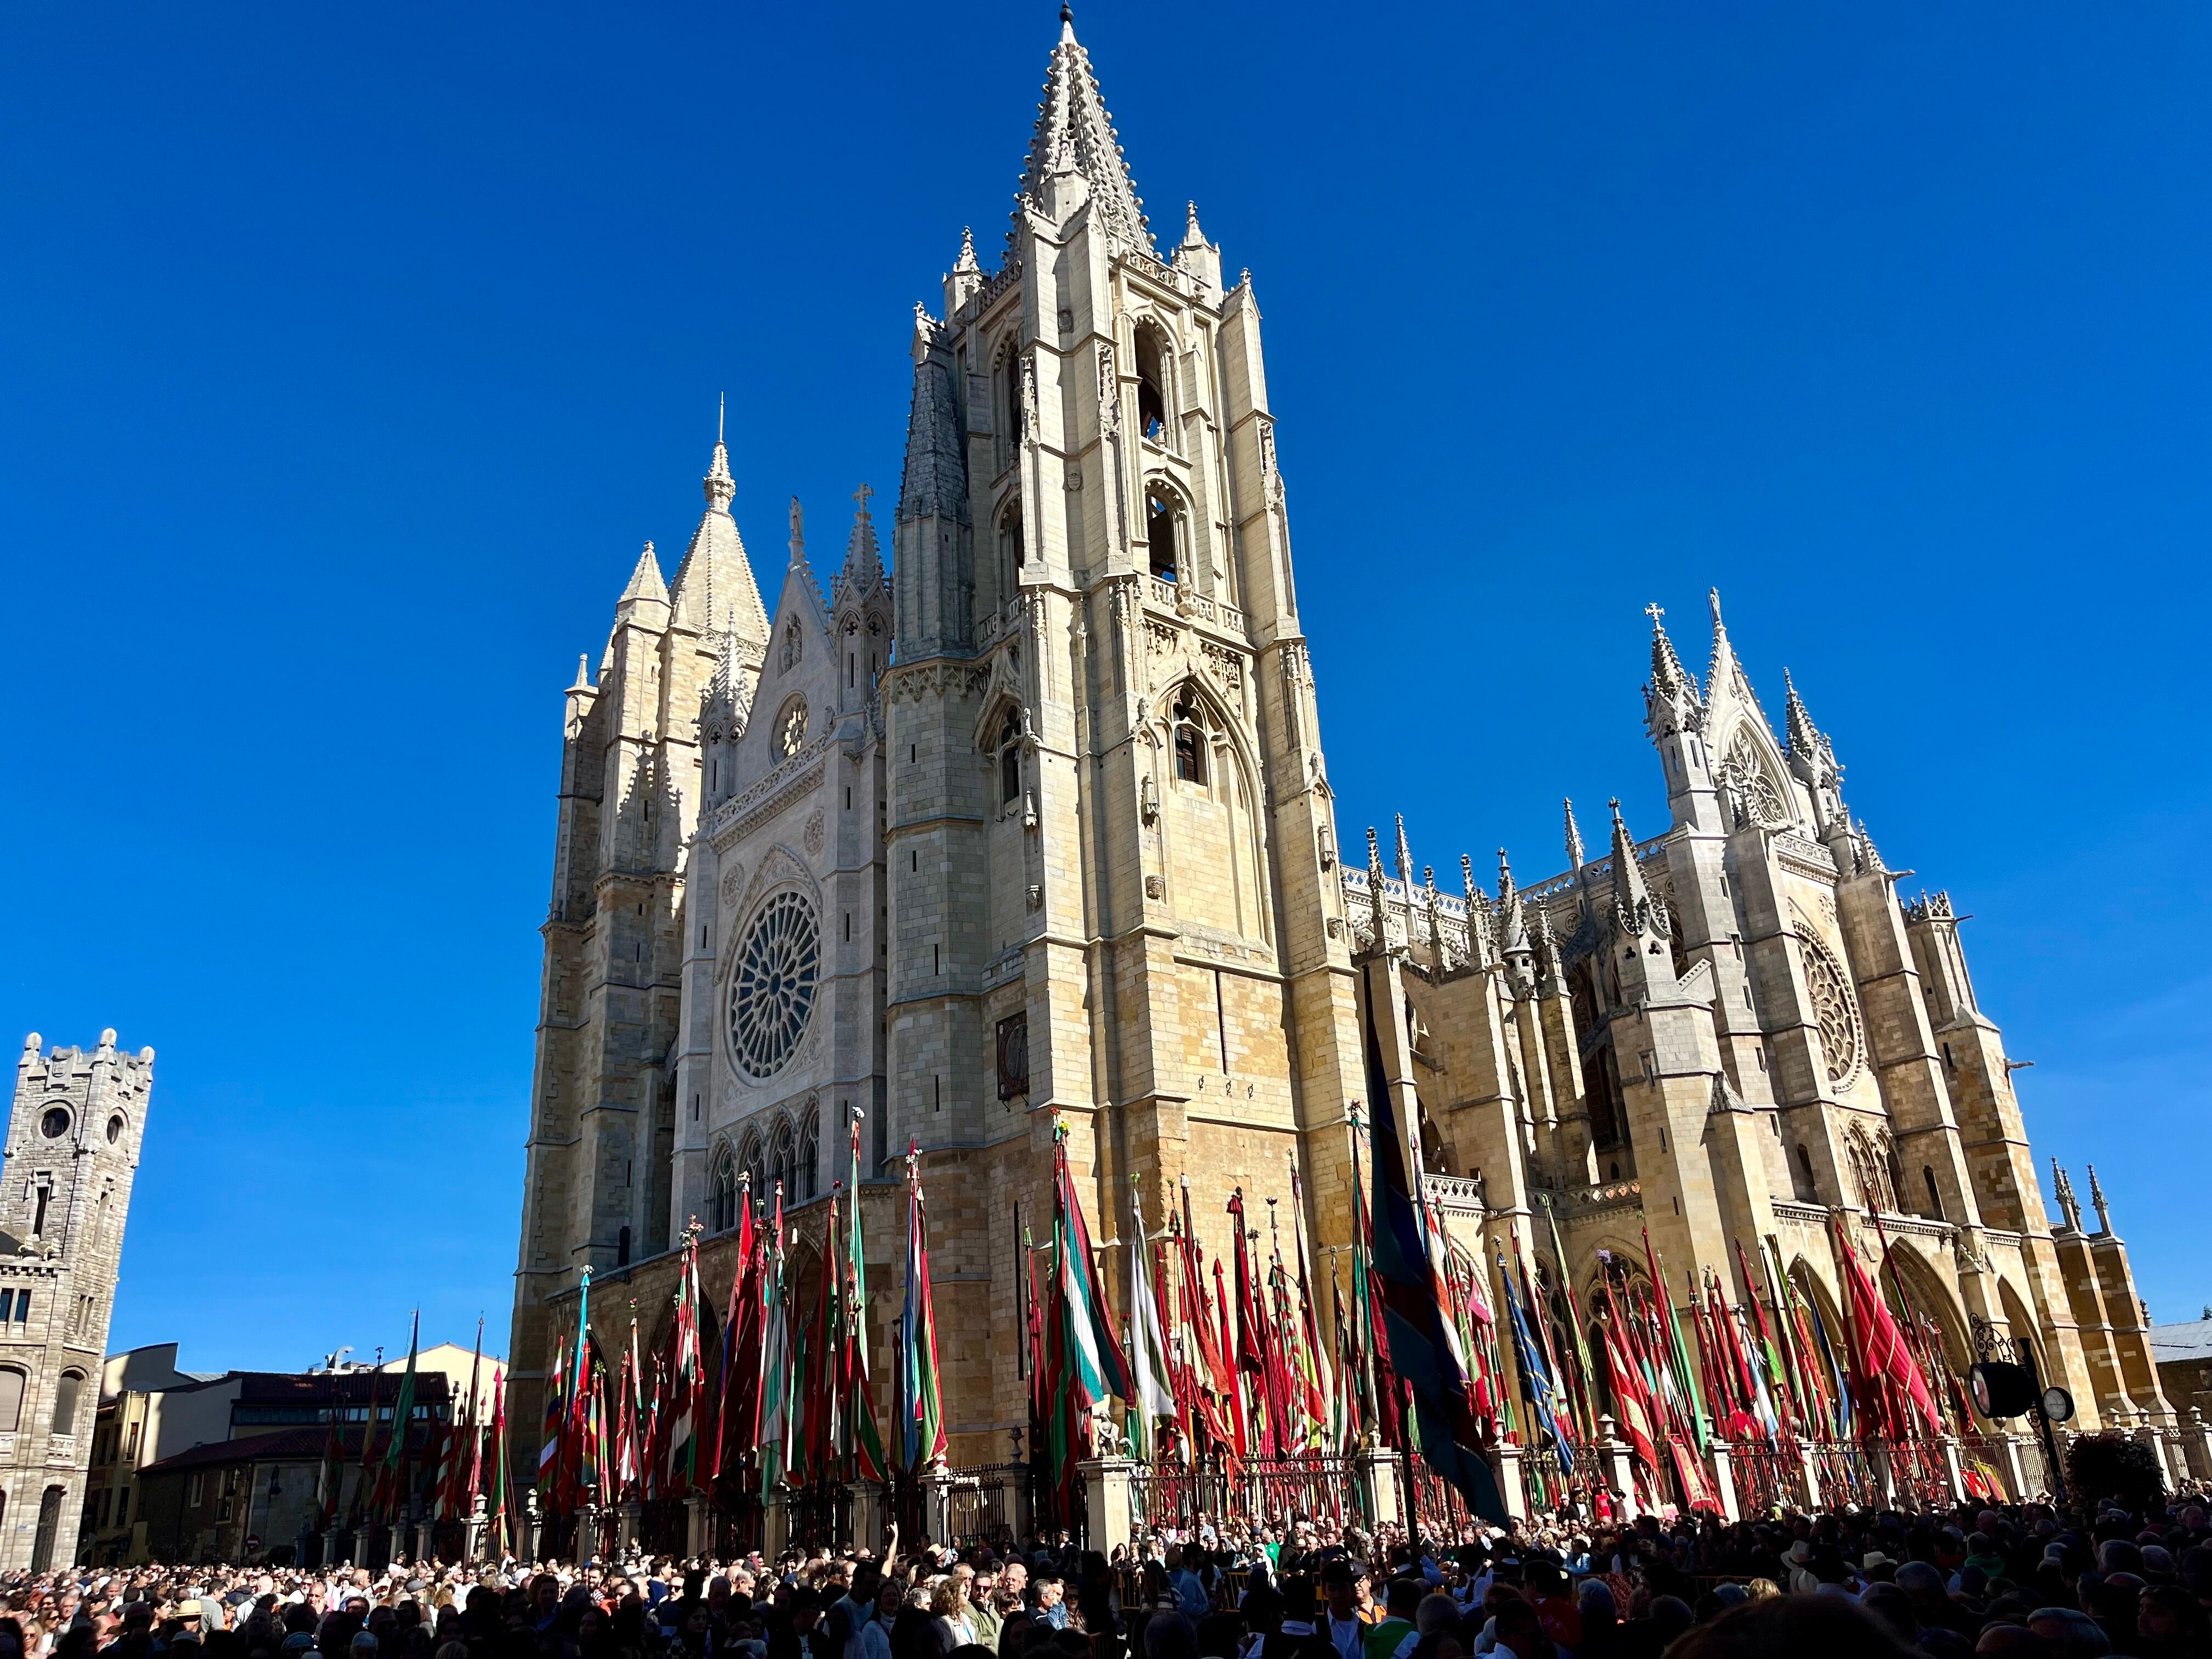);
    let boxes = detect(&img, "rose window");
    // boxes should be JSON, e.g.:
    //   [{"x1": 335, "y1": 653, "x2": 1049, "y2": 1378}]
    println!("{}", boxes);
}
[
  {"x1": 728, "y1": 891, "x2": 820, "y2": 1079},
  {"x1": 1798, "y1": 930, "x2": 1864, "y2": 1085}
]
